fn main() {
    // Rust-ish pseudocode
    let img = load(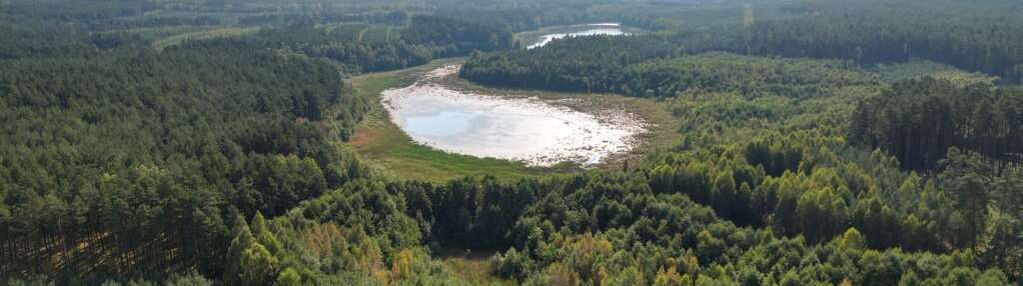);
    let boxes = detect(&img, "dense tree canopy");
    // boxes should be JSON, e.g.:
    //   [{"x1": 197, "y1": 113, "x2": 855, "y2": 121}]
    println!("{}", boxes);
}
[
  {"x1": 1, "y1": 0, "x2": 1021, "y2": 285},
  {"x1": 0, "y1": 0, "x2": 511, "y2": 282},
  {"x1": 462, "y1": 0, "x2": 1023, "y2": 88},
  {"x1": 0, "y1": 40, "x2": 368, "y2": 278},
  {"x1": 851, "y1": 78, "x2": 1023, "y2": 170}
]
